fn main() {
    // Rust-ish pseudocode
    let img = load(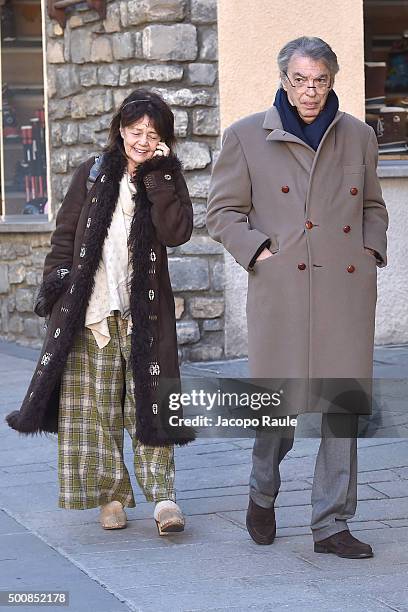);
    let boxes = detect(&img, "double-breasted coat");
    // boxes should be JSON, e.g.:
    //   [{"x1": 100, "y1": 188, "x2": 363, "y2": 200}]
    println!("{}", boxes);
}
[
  {"x1": 6, "y1": 150, "x2": 195, "y2": 445},
  {"x1": 207, "y1": 105, "x2": 388, "y2": 413}
]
